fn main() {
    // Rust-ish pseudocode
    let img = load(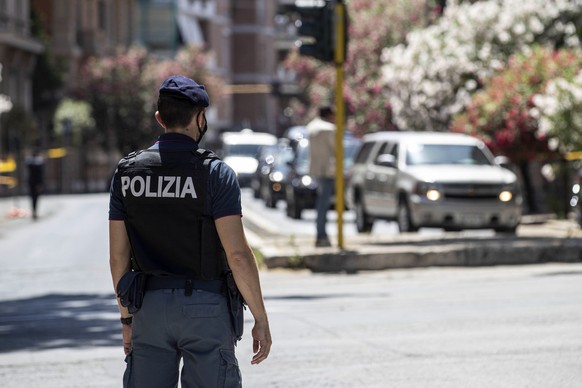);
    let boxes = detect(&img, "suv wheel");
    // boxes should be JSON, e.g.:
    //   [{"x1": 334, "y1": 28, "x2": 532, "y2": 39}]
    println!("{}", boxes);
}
[
  {"x1": 494, "y1": 225, "x2": 517, "y2": 235},
  {"x1": 265, "y1": 191, "x2": 276, "y2": 208},
  {"x1": 261, "y1": 185, "x2": 276, "y2": 208},
  {"x1": 397, "y1": 197, "x2": 418, "y2": 233},
  {"x1": 355, "y1": 197, "x2": 373, "y2": 233},
  {"x1": 252, "y1": 179, "x2": 261, "y2": 199}
]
